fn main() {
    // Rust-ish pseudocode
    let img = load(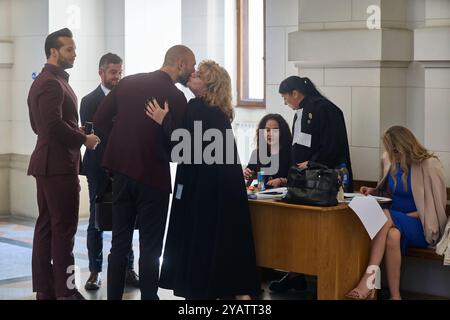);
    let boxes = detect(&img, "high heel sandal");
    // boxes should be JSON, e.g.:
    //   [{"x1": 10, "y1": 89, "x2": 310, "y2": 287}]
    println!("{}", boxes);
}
[{"x1": 345, "y1": 288, "x2": 376, "y2": 300}]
